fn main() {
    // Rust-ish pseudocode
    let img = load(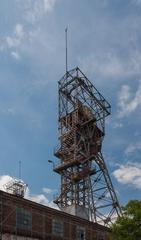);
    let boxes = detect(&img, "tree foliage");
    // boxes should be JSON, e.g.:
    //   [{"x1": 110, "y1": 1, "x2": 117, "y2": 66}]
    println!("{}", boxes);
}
[{"x1": 110, "y1": 200, "x2": 141, "y2": 240}]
